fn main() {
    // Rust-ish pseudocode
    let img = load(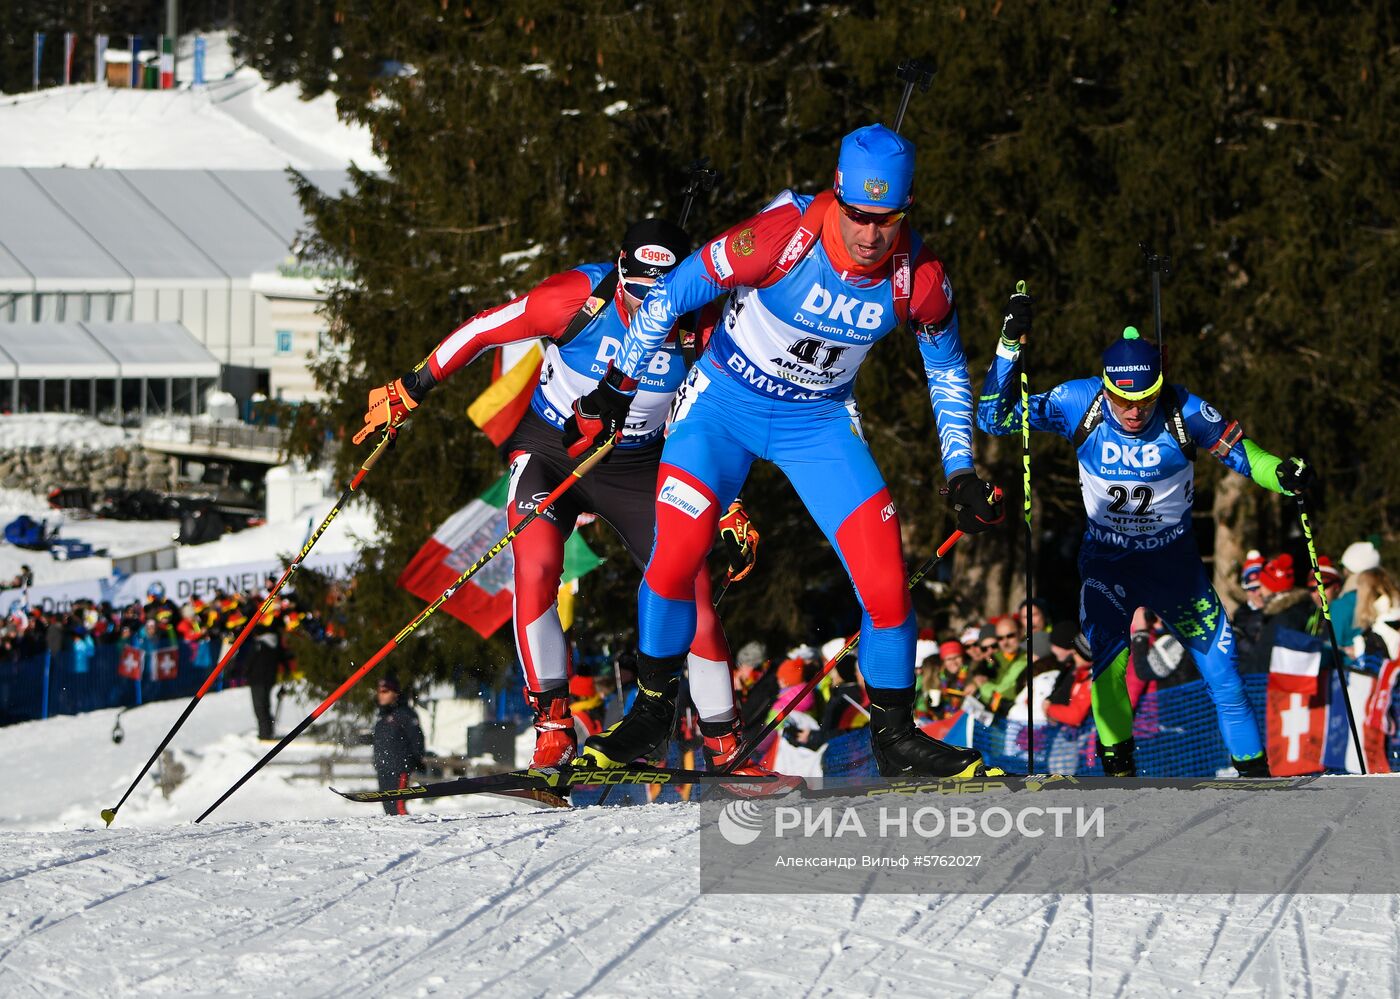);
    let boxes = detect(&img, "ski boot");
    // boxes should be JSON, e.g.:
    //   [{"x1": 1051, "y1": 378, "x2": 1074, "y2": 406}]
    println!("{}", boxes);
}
[
  {"x1": 700, "y1": 717, "x2": 804, "y2": 798},
  {"x1": 1232, "y1": 753, "x2": 1271, "y2": 778},
  {"x1": 578, "y1": 654, "x2": 681, "y2": 769},
  {"x1": 525, "y1": 685, "x2": 577, "y2": 773},
  {"x1": 1100, "y1": 737, "x2": 1136, "y2": 778},
  {"x1": 867, "y1": 685, "x2": 986, "y2": 781}
]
